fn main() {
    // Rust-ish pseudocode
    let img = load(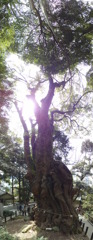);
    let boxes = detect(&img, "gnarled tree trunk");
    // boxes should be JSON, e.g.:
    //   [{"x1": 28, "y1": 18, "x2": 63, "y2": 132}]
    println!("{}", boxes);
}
[
  {"x1": 28, "y1": 112, "x2": 79, "y2": 233},
  {"x1": 15, "y1": 77, "x2": 80, "y2": 233}
]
